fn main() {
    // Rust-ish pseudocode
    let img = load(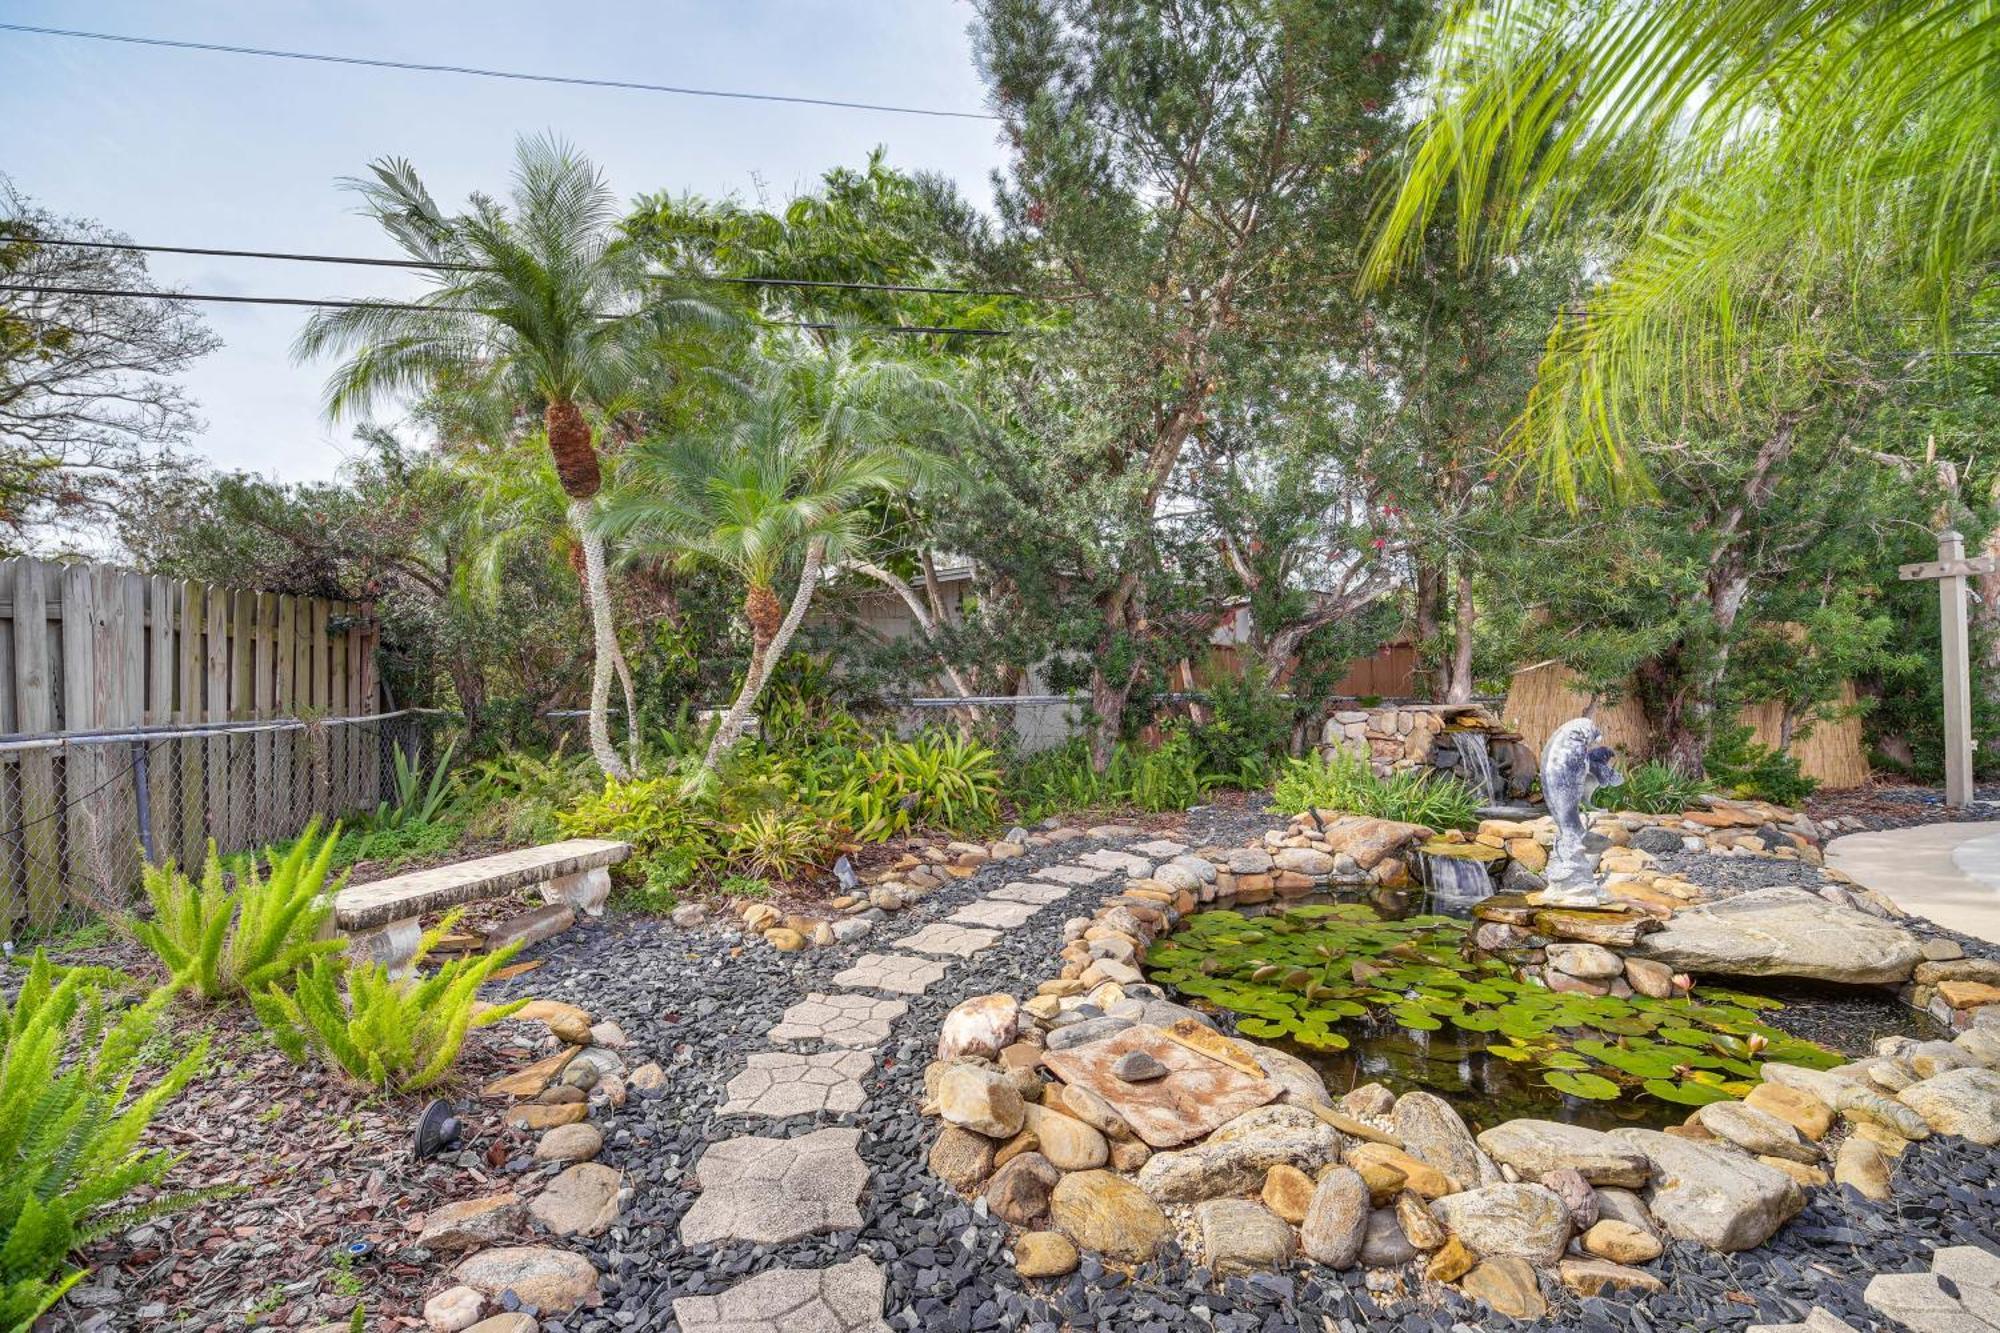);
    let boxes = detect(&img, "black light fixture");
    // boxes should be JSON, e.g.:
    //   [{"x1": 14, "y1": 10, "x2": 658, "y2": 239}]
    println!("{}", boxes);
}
[{"x1": 412, "y1": 1099, "x2": 462, "y2": 1160}]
